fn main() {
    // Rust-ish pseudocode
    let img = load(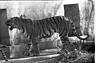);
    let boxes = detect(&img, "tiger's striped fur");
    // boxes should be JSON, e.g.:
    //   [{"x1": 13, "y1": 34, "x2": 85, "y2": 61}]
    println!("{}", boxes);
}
[{"x1": 5, "y1": 16, "x2": 83, "y2": 56}]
